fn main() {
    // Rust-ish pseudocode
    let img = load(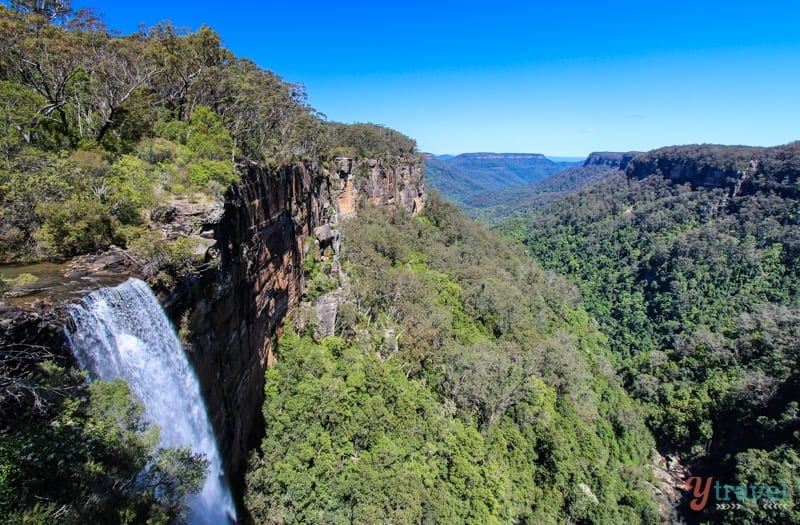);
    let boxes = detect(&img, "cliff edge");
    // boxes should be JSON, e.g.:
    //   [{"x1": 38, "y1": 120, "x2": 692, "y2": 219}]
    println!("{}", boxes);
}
[{"x1": 162, "y1": 155, "x2": 424, "y2": 495}]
